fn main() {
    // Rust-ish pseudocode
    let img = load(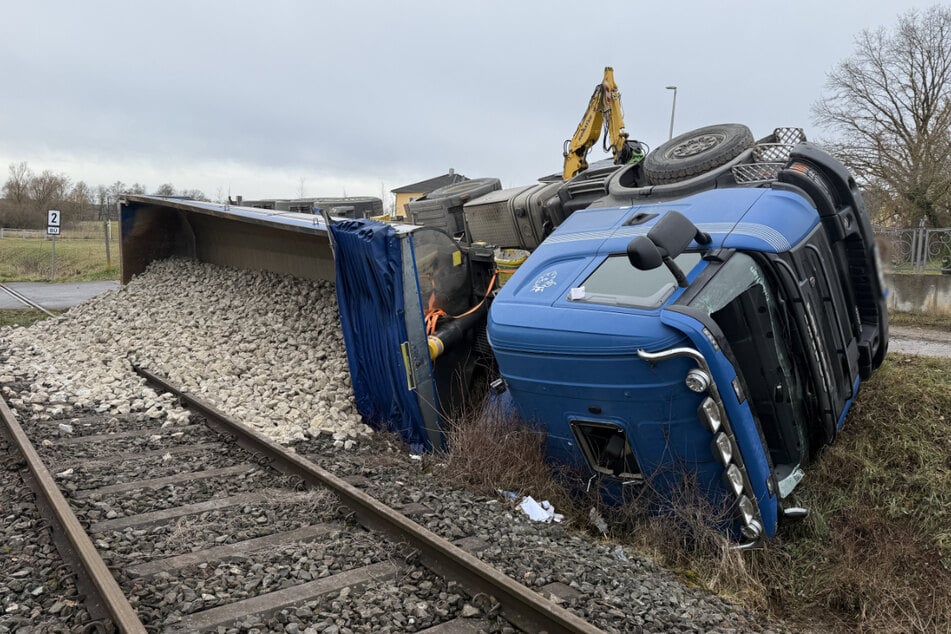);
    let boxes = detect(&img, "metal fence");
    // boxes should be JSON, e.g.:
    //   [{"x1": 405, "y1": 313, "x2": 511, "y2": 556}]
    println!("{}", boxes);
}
[
  {"x1": 0, "y1": 223, "x2": 116, "y2": 241},
  {"x1": 873, "y1": 222, "x2": 951, "y2": 273},
  {"x1": 0, "y1": 227, "x2": 47, "y2": 239}
]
